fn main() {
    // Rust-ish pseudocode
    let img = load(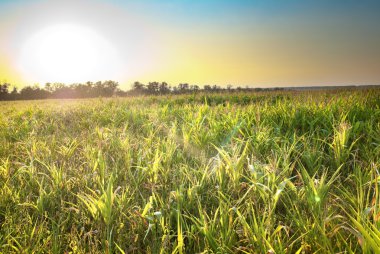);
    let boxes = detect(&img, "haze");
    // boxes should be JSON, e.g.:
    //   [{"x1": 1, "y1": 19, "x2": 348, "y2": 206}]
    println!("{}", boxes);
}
[{"x1": 0, "y1": 0, "x2": 380, "y2": 89}]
